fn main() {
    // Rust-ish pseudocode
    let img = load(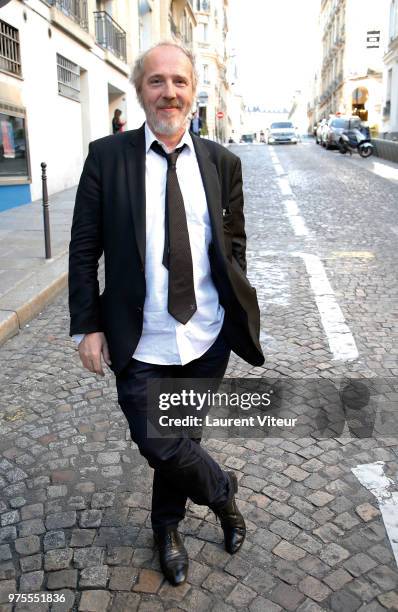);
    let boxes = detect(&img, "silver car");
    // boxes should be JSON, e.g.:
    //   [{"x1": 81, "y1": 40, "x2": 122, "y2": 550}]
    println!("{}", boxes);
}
[
  {"x1": 267, "y1": 122, "x2": 298, "y2": 144},
  {"x1": 322, "y1": 116, "x2": 361, "y2": 149}
]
